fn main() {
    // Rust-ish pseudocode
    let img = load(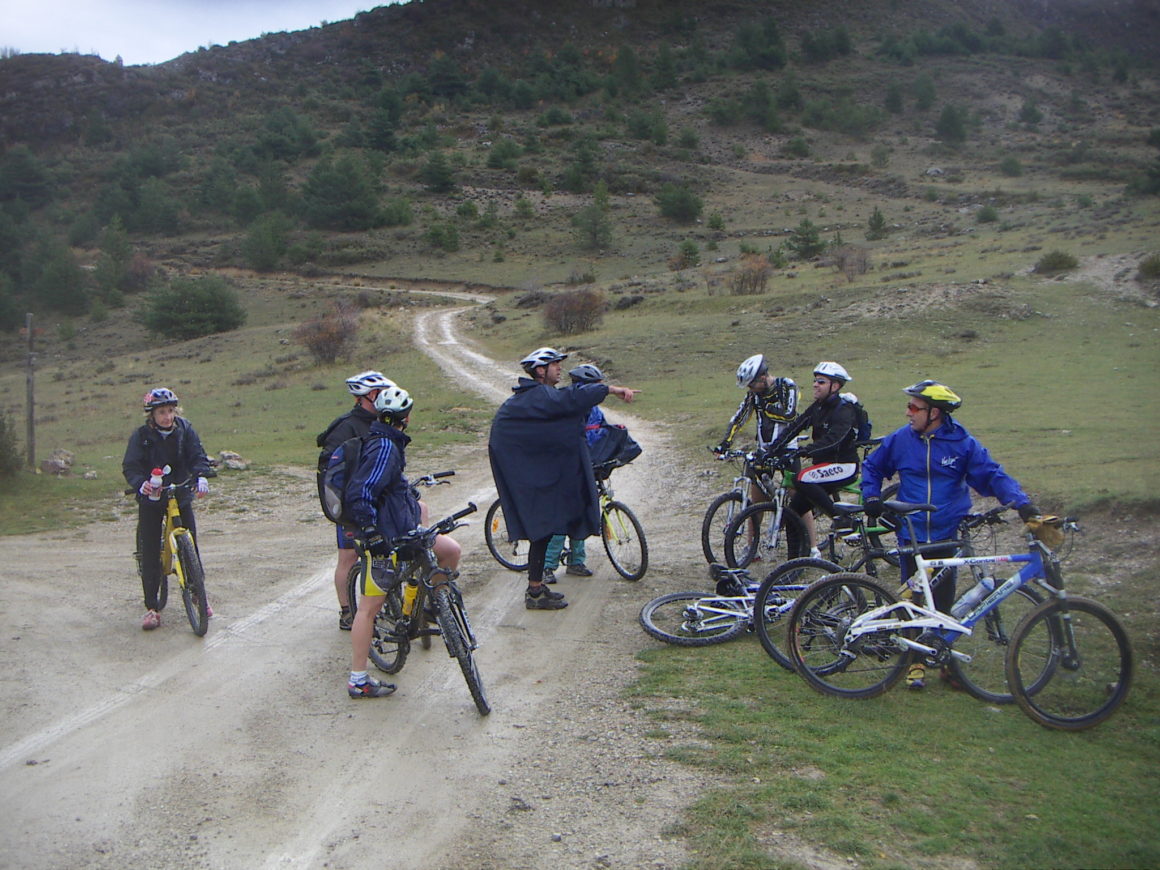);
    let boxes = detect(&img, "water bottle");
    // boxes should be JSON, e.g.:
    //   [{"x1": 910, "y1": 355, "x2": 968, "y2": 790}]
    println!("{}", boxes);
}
[
  {"x1": 951, "y1": 576, "x2": 995, "y2": 619},
  {"x1": 148, "y1": 467, "x2": 164, "y2": 501},
  {"x1": 401, "y1": 580, "x2": 419, "y2": 617}
]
